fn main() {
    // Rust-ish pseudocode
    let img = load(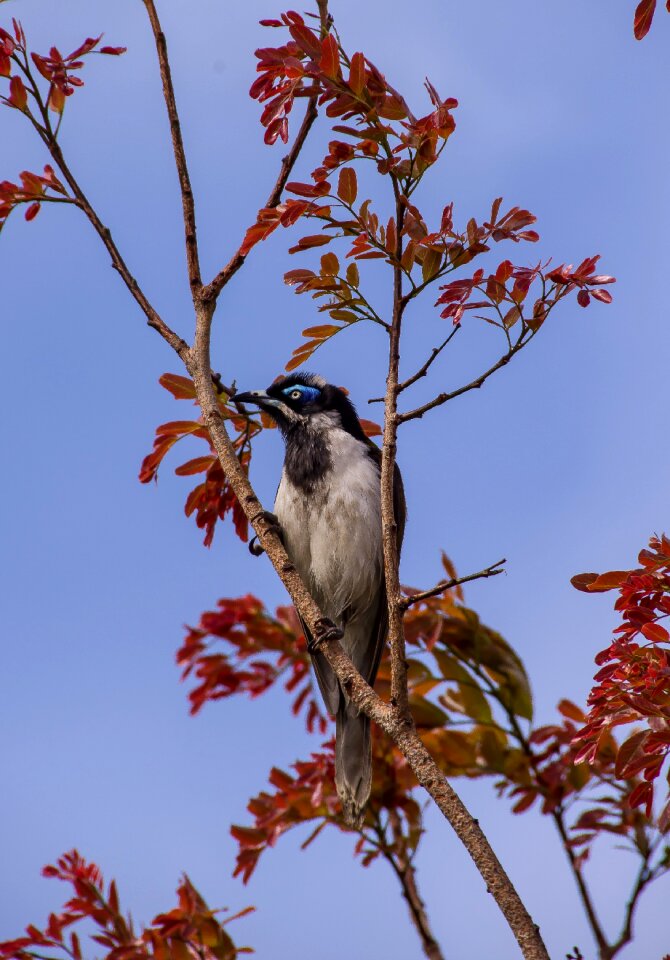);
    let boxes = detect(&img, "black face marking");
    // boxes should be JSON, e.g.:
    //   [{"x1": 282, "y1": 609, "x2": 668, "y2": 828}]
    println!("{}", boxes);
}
[
  {"x1": 235, "y1": 372, "x2": 370, "y2": 491},
  {"x1": 264, "y1": 373, "x2": 368, "y2": 444}
]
